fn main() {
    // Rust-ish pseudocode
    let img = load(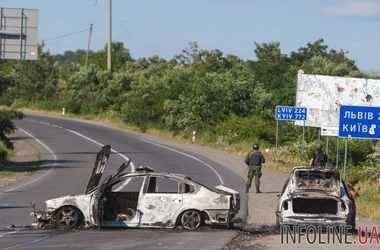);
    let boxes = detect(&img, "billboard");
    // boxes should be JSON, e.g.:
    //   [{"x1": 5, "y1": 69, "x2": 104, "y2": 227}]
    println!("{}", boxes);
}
[
  {"x1": 0, "y1": 7, "x2": 39, "y2": 60},
  {"x1": 295, "y1": 73, "x2": 380, "y2": 128}
]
